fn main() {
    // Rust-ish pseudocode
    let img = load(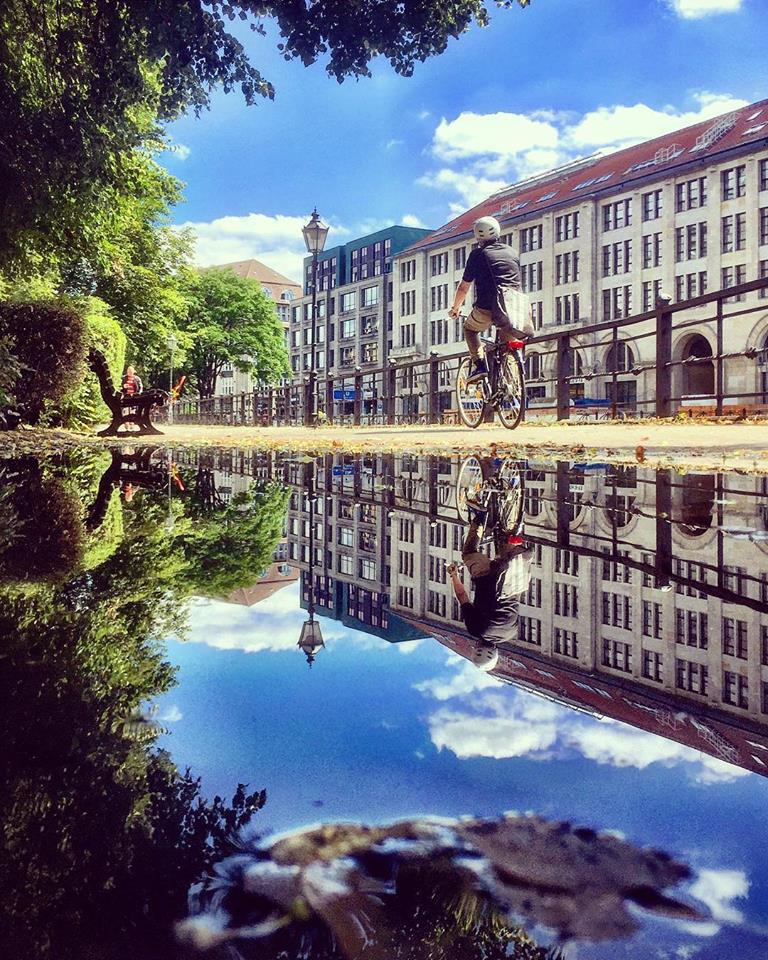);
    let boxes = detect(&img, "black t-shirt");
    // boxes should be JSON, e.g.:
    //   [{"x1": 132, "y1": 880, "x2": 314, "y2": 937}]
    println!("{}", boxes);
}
[
  {"x1": 460, "y1": 560, "x2": 520, "y2": 644},
  {"x1": 462, "y1": 242, "x2": 522, "y2": 311}
]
